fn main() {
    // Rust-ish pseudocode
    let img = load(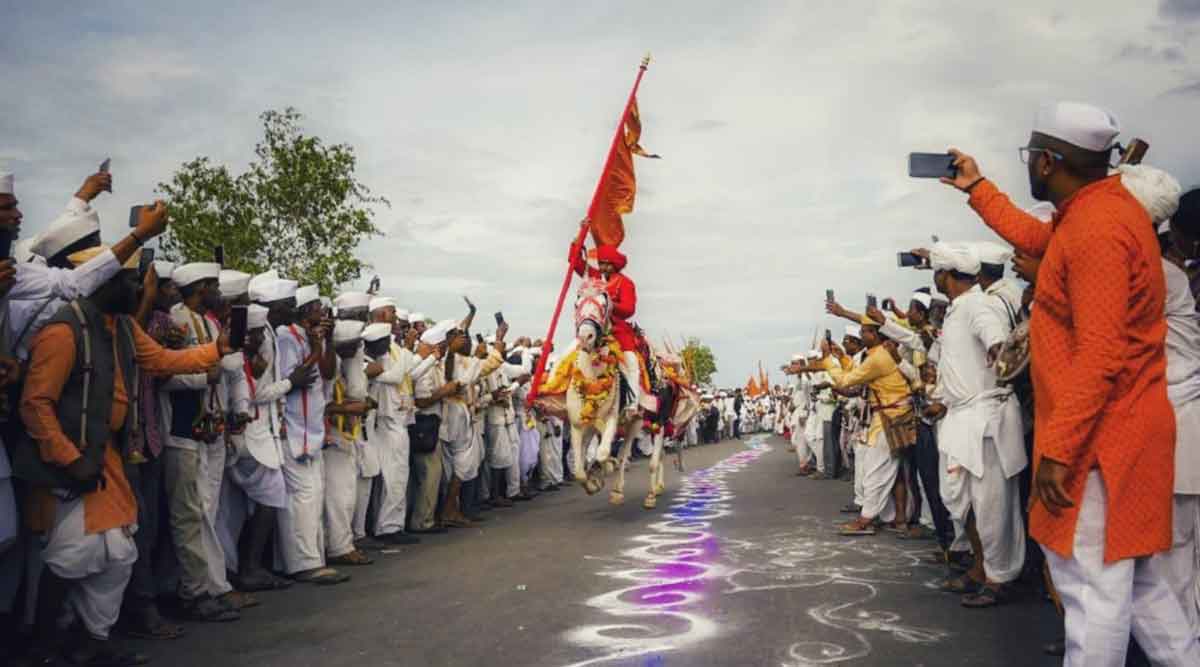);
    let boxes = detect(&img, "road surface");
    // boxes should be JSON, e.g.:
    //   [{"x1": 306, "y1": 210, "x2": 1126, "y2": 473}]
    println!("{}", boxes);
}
[{"x1": 137, "y1": 434, "x2": 1061, "y2": 666}]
